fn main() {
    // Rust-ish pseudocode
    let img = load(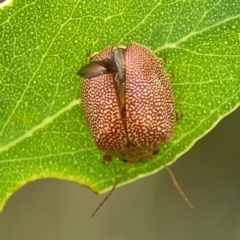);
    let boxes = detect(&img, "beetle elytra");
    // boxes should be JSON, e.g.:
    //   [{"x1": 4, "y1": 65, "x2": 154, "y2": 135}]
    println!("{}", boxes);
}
[{"x1": 78, "y1": 41, "x2": 174, "y2": 162}]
